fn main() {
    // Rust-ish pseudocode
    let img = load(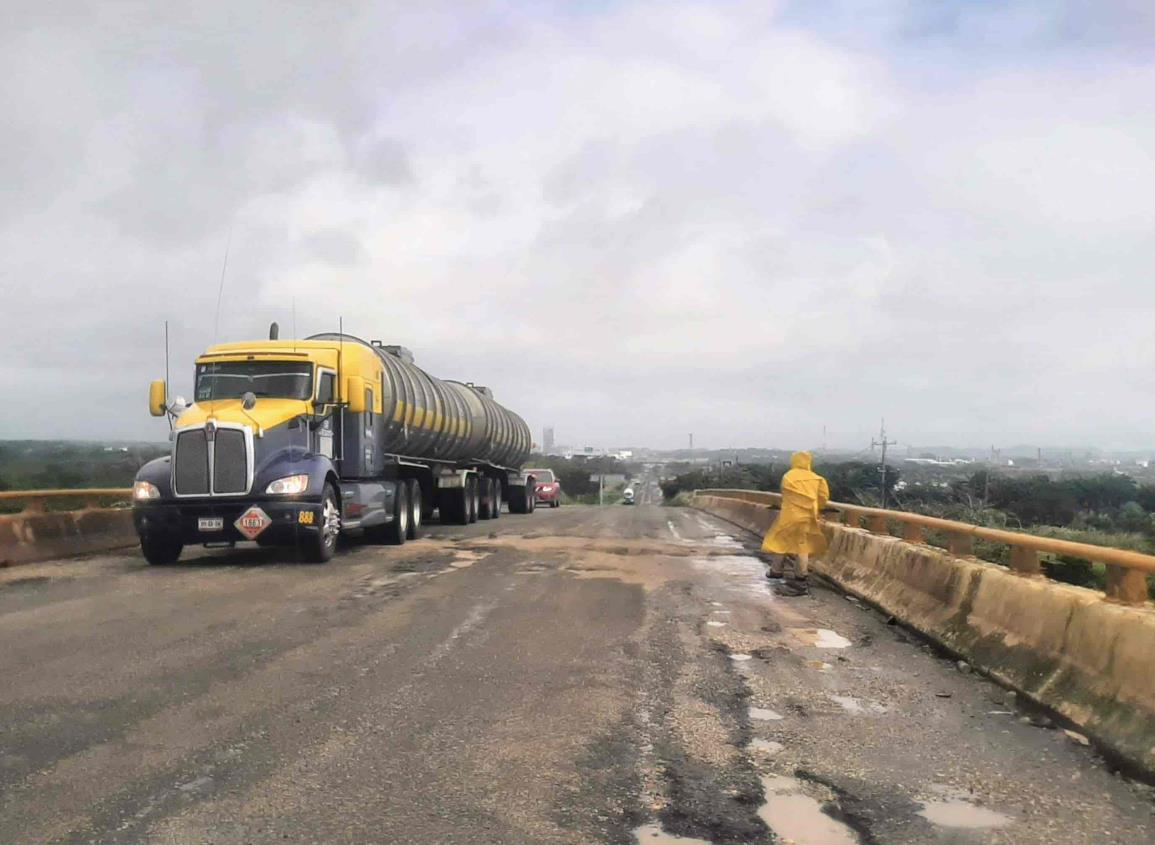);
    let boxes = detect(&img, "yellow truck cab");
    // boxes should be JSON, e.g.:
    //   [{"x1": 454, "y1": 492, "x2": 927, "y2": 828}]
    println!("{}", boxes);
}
[{"x1": 133, "y1": 329, "x2": 535, "y2": 564}]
